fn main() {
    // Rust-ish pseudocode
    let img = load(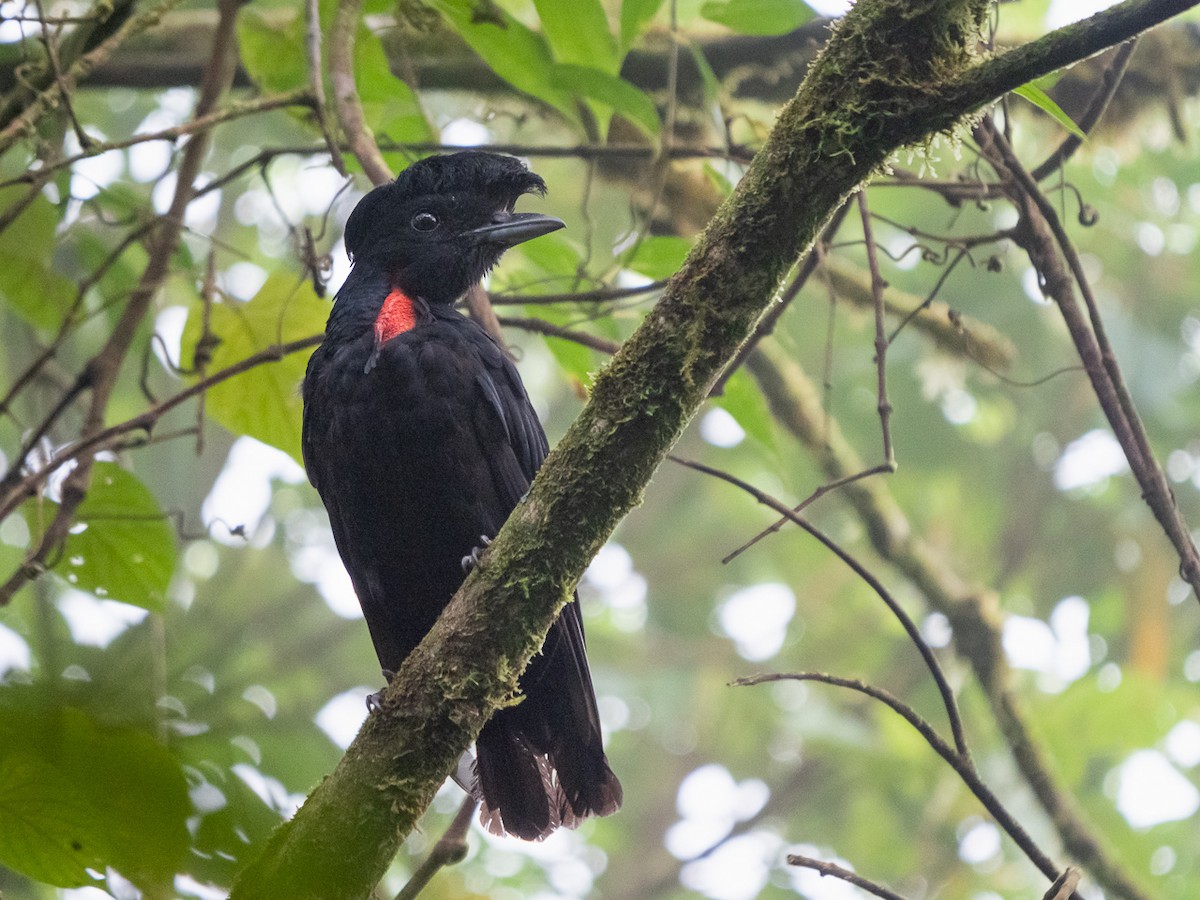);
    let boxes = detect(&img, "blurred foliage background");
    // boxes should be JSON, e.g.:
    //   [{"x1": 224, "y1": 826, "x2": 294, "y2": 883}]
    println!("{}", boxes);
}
[{"x1": 0, "y1": 0, "x2": 1199, "y2": 898}]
